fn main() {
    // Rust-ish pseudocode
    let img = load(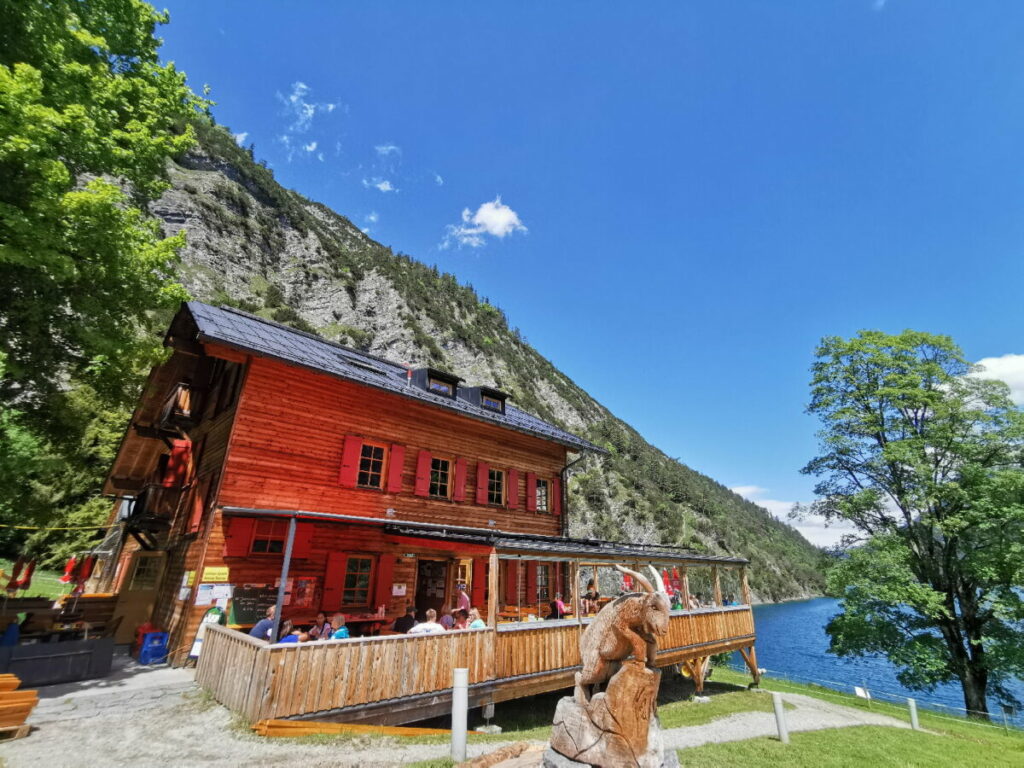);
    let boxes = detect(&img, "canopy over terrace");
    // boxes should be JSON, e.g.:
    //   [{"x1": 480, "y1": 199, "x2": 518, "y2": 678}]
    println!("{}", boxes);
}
[{"x1": 221, "y1": 506, "x2": 752, "y2": 633}]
